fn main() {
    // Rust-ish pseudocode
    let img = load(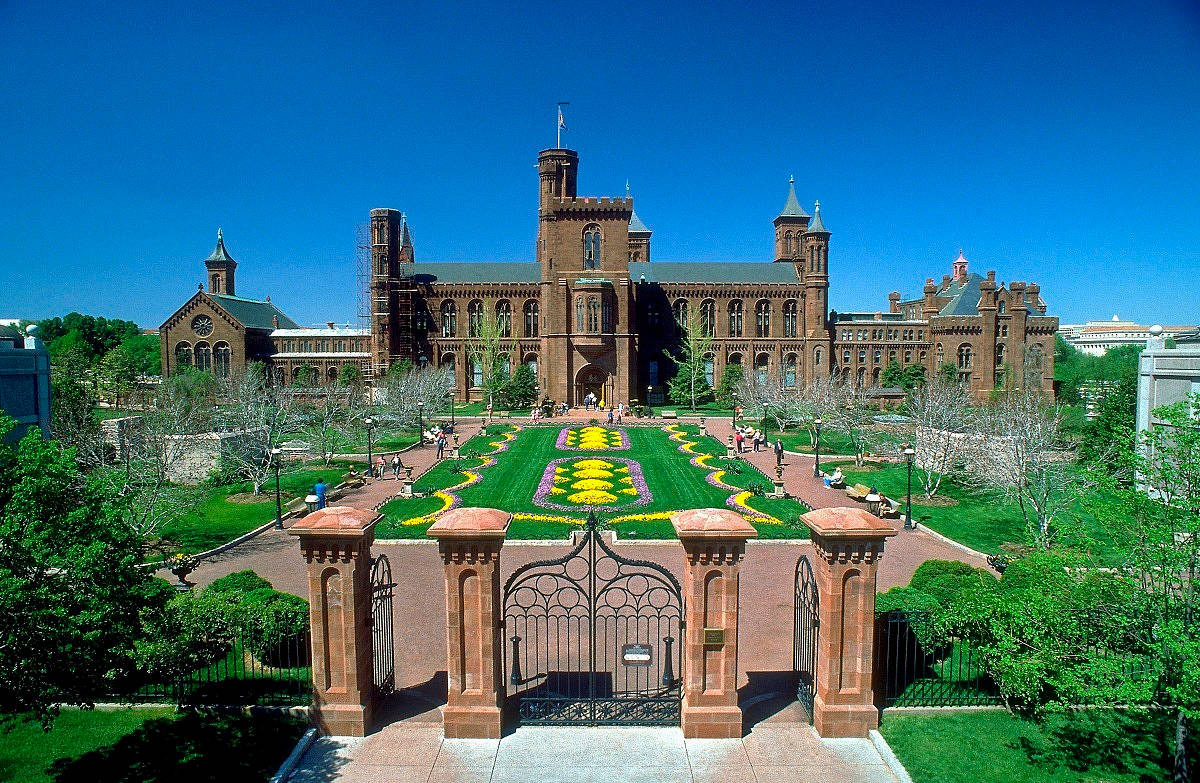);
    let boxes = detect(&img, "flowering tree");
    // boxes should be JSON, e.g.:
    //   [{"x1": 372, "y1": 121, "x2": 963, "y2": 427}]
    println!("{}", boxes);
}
[
  {"x1": 376, "y1": 364, "x2": 454, "y2": 431},
  {"x1": 216, "y1": 363, "x2": 304, "y2": 495},
  {"x1": 906, "y1": 375, "x2": 974, "y2": 498}
]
